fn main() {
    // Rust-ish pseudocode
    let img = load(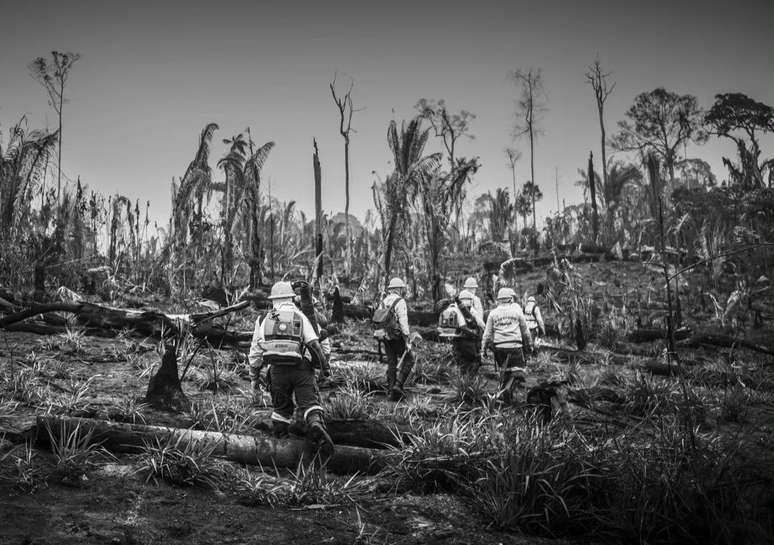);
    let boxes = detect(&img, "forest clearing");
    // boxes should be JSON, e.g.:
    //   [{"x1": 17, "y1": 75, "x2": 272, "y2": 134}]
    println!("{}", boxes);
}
[{"x1": 2, "y1": 7, "x2": 774, "y2": 543}]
